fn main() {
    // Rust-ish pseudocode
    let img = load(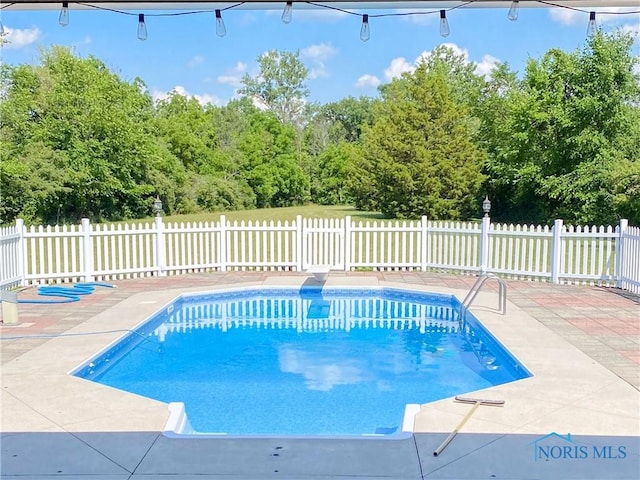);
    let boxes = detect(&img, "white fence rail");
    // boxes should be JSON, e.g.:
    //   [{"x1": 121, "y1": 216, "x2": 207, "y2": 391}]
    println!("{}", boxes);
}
[
  {"x1": 1, "y1": 216, "x2": 638, "y2": 295},
  {"x1": 618, "y1": 222, "x2": 640, "y2": 294},
  {"x1": 0, "y1": 222, "x2": 23, "y2": 289}
]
